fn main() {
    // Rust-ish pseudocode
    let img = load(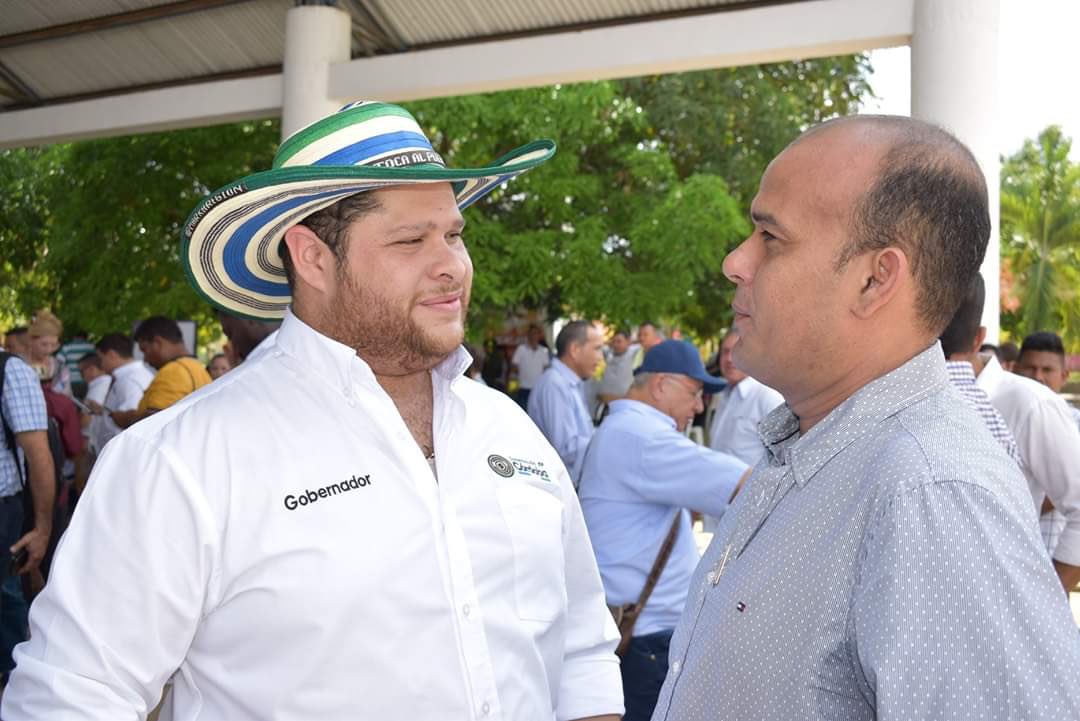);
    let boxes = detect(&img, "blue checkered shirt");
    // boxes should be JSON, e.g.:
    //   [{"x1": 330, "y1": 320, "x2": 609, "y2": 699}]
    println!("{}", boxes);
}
[
  {"x1": 945, "y1": 360, "x2": 1021, "y2": 466},
  {"x1": 1, "y1": 355, "x2": 48, "y2": 497}
]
